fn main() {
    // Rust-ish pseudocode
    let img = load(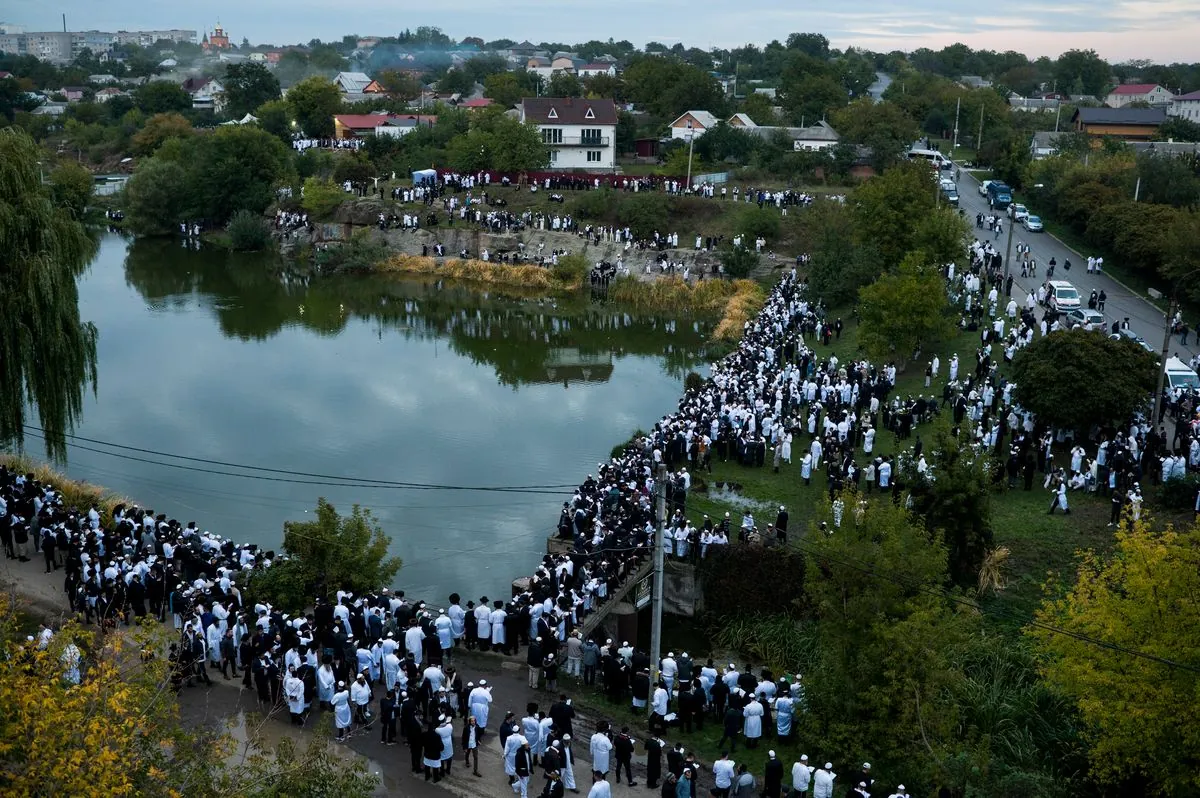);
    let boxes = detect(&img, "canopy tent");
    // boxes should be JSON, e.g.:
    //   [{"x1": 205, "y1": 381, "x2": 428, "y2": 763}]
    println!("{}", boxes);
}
[{"x1": 412, "y1": 168, "x2": 437, "y2": 185}]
